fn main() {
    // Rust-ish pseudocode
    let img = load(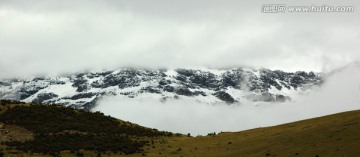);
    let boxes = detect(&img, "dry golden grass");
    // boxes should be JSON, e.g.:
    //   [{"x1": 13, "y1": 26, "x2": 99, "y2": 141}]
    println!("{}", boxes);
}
[
  {"x1": 1, "y1": 102, "x2": 359, "y2": 157},
  {"x1": 127, "y1": 110, "x2": 360, "y2": 157},
  {"x1": 50, "y1": 109, "x2": 360, "y2": 157},
  {"x1": 0, "y1": 124, "x2": 33, "y2": 142}
]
